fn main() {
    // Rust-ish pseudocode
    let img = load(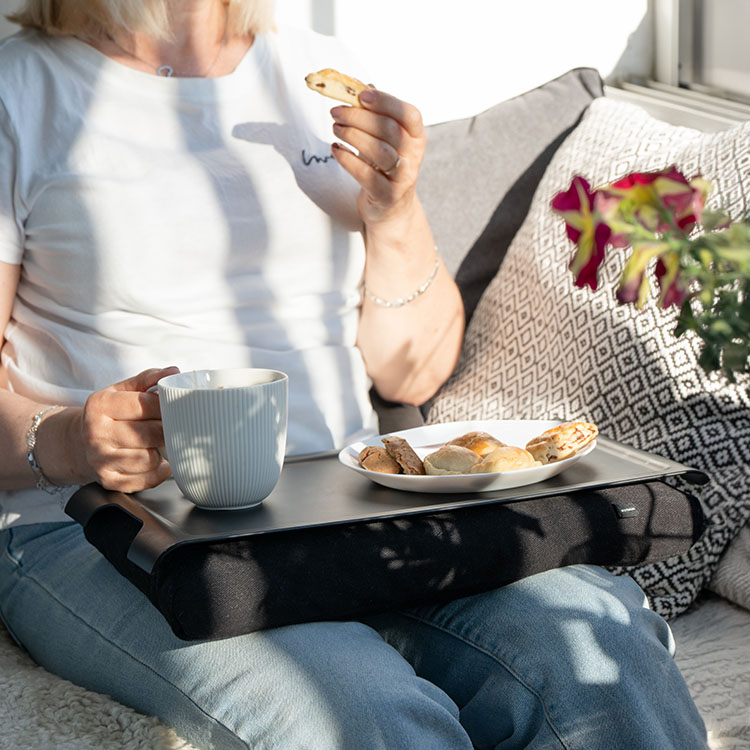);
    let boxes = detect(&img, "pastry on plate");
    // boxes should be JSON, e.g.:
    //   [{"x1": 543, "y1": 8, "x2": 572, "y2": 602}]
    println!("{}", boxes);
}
[
  {"x1": 381, "y1": 436, "x2": 425, "y2": 475},
  {"x1": 446, "y1": 430, "x2": 506, "y2": 458},
  {"x1": 358, "y1": 446, "x2": 401, "y2": 474},
  {"x1": 423, "y1": 445, "x2": 481, "y2": 475},
  {"x1": 470, "y1": 446, "x2": 541, "y2": 473},
  {"x1": 305, "y1": 68, "x2": 372, "y2": 106},
  {"x1": 525, "y1": 421, "x2": 599, "y2": 464}
]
